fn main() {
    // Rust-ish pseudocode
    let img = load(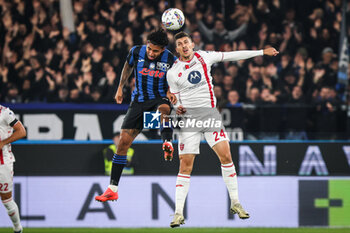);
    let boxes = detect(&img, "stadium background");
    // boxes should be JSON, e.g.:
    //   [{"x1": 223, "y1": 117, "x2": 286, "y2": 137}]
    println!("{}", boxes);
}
[{"x1": 0, "y1": 0, "x2": 349, "y2": 232}]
